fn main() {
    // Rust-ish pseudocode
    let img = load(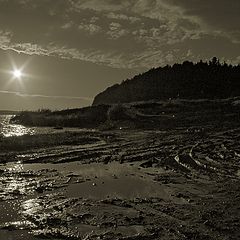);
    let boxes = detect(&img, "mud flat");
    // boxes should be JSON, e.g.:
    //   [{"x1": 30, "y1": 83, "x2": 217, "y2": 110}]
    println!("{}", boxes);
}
[{"x1": 0, "y1": 125, "x2": 240, "y2": 239}]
